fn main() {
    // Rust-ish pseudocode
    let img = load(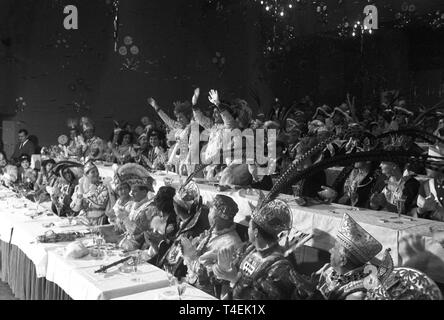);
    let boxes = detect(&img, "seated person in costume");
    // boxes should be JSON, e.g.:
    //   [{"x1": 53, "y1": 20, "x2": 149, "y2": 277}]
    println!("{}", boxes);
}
[
  {"x1": 290, "y1": 136, "x2": 327, "y2": 199},
  {"x1": 143, "y1": 186, "x2": 179, "y2": 257},
  {"x1": 181, "y1": 194, "x2": 243, "y2": 298},
  {"x1": 370, "y1": 159, "x2": 420, "y2": 216},
  {"x1": 80, "y1": 120, "x2": 105, "y2": 161},
  {"x1": 113, "y1": 163, "x2": 157, "y2": 251},
  {"x1": 132, "y1": 133, "x2": 150, "y2": 168},
  {"x1": 17, "y1": 154, "x2": 37, "y2": 191},
  {"x1": 312, "y1": 213, "x2": 383, "y2": 300},
  {"x1": 33, "y1": 159, "x2": 57, "y2": 202},
  {"x1": 0, "y1": 151, "x2": 18, "y2": 187},
  {"x1": 144, "y1": 129, "x2": 168, "y2": 171},
  {"x1": 212, "y1": 199, "x2": 315, "y2": 300},
  {"x1": 50, "y1": 161, "x2": 82, "y2": 217},
  {"x1": 154, "y1": 182, "x2": 210, "y2": 277},
  {"x1": 70, "y1": 161, "x2": 111, "y2": 225},
  {"x1": 106, "y1": 181, "x2": 133, "y2": 231},
  {"x1": 416, "y1": 145, "x2": 444, "y2": 221},
  {"x1": 111, "y1": 130, "x2": 134, "y2": 164}
]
